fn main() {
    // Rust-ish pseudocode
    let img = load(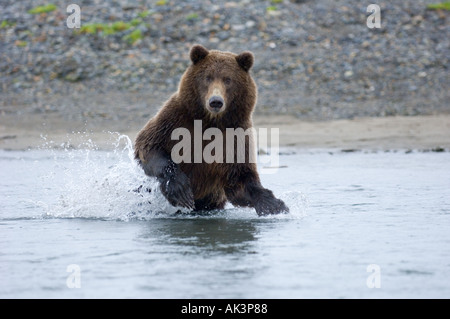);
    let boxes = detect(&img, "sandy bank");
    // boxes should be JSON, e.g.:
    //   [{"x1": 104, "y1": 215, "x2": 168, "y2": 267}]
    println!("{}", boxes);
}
[{"x1": 0, "y1": 114, "x2": 449, "y2": 152}]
